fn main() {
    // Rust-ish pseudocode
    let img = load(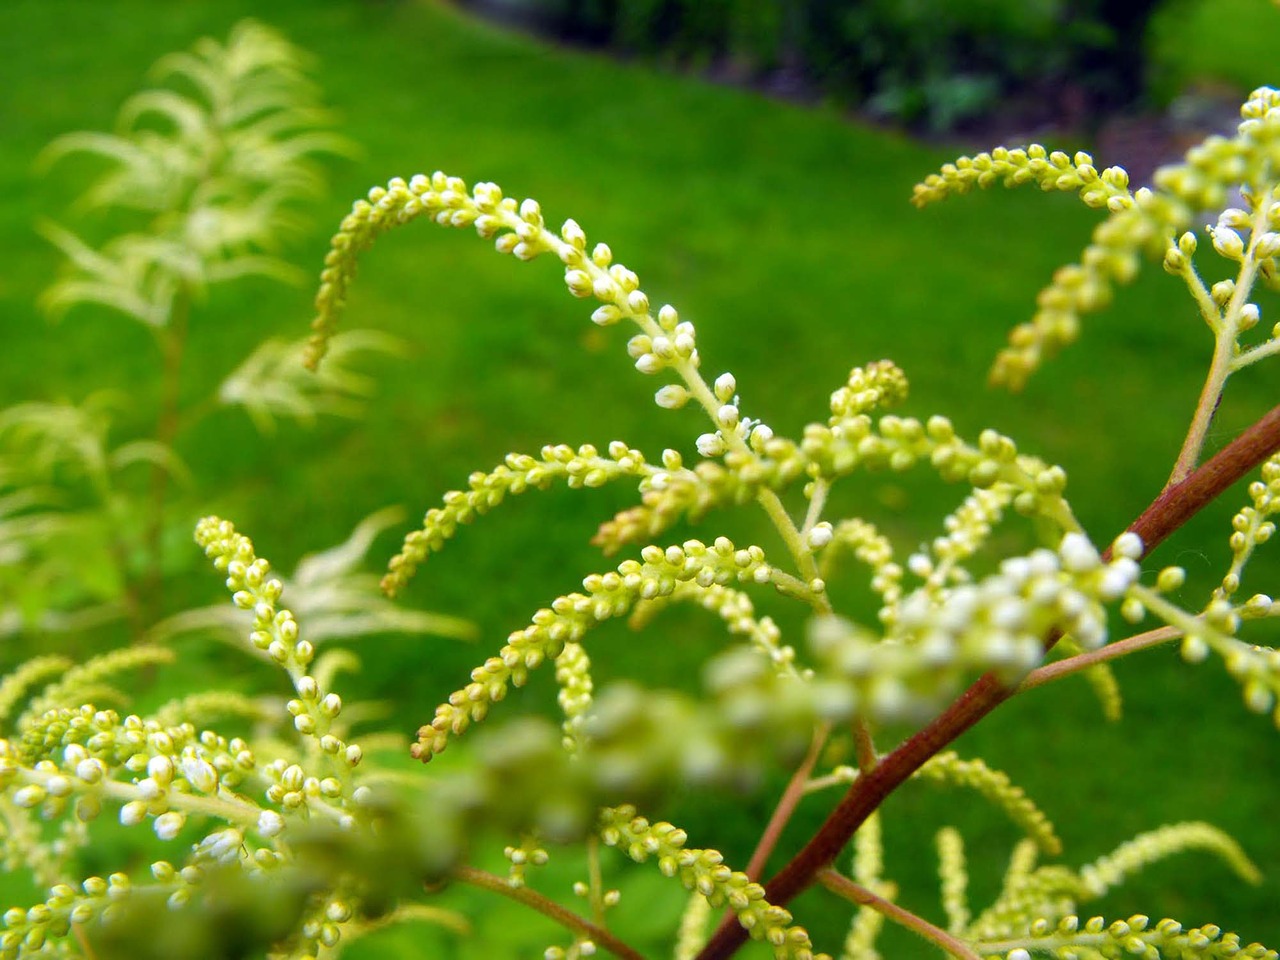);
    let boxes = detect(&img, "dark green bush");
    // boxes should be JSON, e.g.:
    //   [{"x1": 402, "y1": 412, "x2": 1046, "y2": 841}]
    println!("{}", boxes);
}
[{"x1": 467, "y1": 0, "x2": 1164, "y2": 131}]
